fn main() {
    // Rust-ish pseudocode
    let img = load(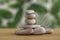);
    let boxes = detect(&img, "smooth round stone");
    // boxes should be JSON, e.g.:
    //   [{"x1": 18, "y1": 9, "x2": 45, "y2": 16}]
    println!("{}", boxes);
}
[
  {"x1": 46, "y1": 29, "x2": 54, "y2": 34},
  {"x1": 26, "y1": 10, "x2": 34, "y2": 14},
  {"x1": 21, "y1": 25, "x2": 41, "y2": 29},
  {"x1": 25, "y1": 14, "x2": 36, "y2": 19},
  {"x1": 25, "y1": 19, "x2": 36, "y2": 25},
  {"x1": 33, "y1": 27, "x2": 46, "y2": 34}
]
